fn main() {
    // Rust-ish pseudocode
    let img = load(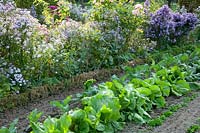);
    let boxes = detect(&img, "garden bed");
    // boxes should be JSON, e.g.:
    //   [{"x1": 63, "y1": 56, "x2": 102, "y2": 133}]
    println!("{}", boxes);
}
[
  {"x1": 0, "y1": 58, "x2": 147, "y2": 132},
  {"x1": 121, "y1": 90, "x2": 200, "y2": 133},
  {"x1": 1, "y1": 88, "x2": 200, "y2": 133},
  {"x1": 0, "y1": 68, "x2": 123, "y2": 112},
  {"x1": 0, "y1": 68, "x2": 123, "y2": 132}
]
